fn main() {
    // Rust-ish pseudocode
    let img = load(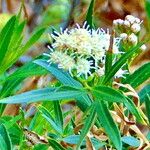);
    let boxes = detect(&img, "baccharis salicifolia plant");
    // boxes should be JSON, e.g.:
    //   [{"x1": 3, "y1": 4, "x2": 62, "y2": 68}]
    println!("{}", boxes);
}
[{"x1": 0, "y1": 14, "x2": 149, "y2": 150}]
